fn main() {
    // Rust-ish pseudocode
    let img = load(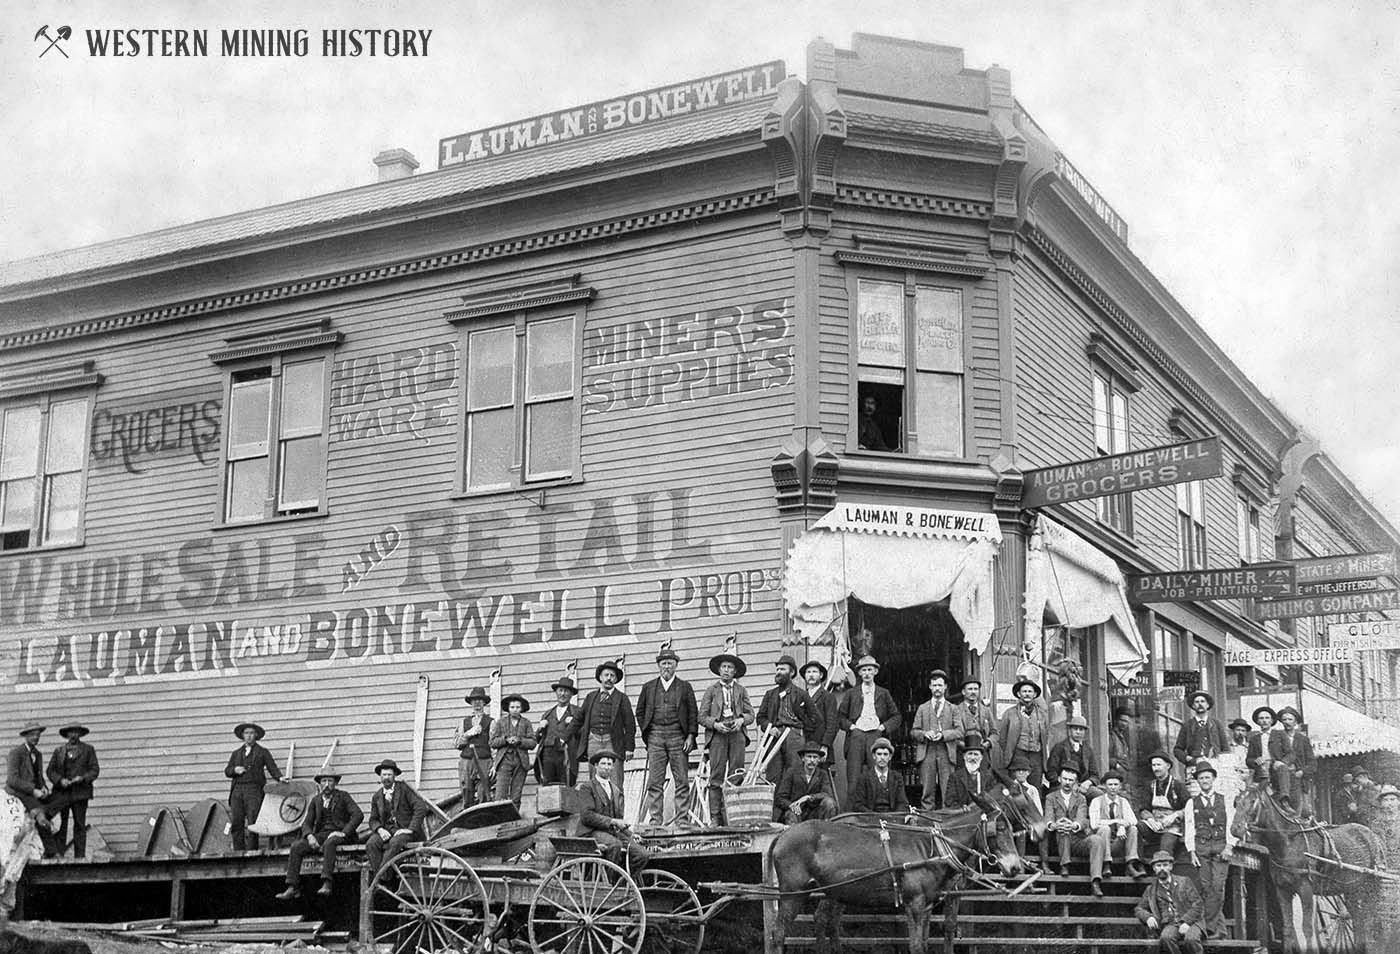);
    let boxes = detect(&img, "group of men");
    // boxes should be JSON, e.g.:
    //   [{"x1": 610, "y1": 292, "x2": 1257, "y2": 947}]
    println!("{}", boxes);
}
[{"x1": 4, "y1": 721, "x2": 99, "y2": 859}]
